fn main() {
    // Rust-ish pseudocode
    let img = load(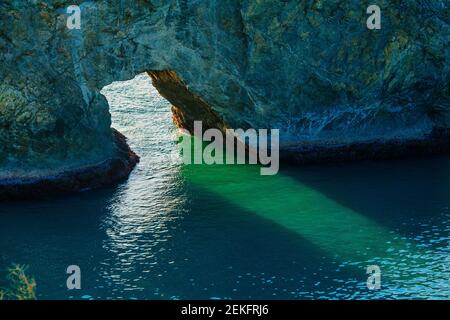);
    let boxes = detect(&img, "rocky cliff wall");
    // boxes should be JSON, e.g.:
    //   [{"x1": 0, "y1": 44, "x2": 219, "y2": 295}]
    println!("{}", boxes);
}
[{"x1": 0, "y1": 1, "x2": 449, "y2": 195}]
